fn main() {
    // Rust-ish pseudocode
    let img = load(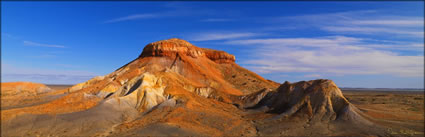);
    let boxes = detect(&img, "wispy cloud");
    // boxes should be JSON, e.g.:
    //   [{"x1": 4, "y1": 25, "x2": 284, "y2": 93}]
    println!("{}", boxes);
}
[
  {"x1": 226, "y1": 36, "x2": 362, "y2": 48},
  {"x1": 322, "y1": 26, "x2": 424, "y2": 37},
  {"x1": 279, "y1": 74, "x2": 290, "y2": 77},
  {"x1": 303, "y1": 74, "x2": 321, "y2": 78},
  {"x1": 188, "y1": 32, "x2": 263, "y2": 41},
  {"x1": 104, "y1": 14, "x2": 159, "y2": 23},
  {"x1": 359, "y1": 43, "x2": 424, "y2": 51},
  {"x1": 278, "y1": 10, "x2": 377, "y2": 24},
  {"x1": 1, "y1": 63, "x2": 98, "y2": 85},
  {"x1": 231, "y1": 36, "x2": 424, "y2": 77},
  {"x1": 277, "y1": 10, "x2": 424, "y2": 38},
  {"x1": 23, "y1": 41, "x2": 66, "y2": 48},
  {"x1": 348, "y1": 19, "x2": 423, "y2": 27},
  {"x1": 103, "y1": 3, "x2": 221, "y2": 23}
]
